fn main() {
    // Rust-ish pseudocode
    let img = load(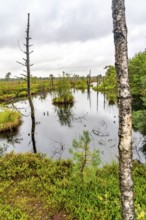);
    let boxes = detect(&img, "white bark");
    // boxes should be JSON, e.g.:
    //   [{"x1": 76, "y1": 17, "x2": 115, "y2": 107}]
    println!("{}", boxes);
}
[{"x1": 112, "y1": 0, "x2": 135, "y2": 219}]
